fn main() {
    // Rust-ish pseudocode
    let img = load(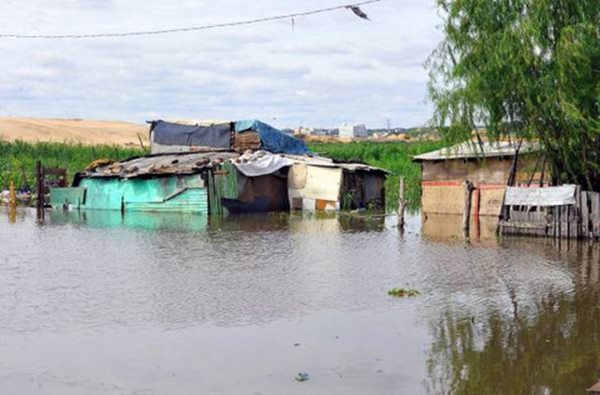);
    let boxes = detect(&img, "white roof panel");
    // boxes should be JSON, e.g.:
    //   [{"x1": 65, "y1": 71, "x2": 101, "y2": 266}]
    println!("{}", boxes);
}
[{"x1": 413, "y1": 141, "x2": 540, "y2": 161}]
